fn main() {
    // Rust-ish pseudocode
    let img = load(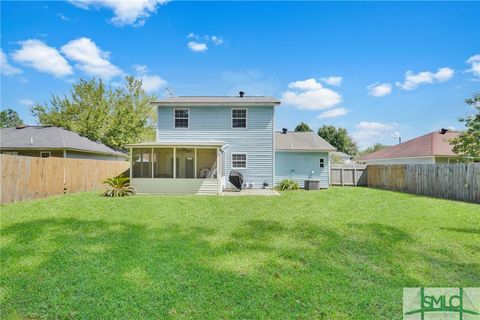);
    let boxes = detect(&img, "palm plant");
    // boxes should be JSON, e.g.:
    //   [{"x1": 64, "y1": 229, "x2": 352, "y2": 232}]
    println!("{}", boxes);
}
[
  {"x1": 101, "y1": 177, "x2": 136, "y2": 197},
  {"x1": 276, "y1": 179, "x2": 300, "y2": 191}
]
